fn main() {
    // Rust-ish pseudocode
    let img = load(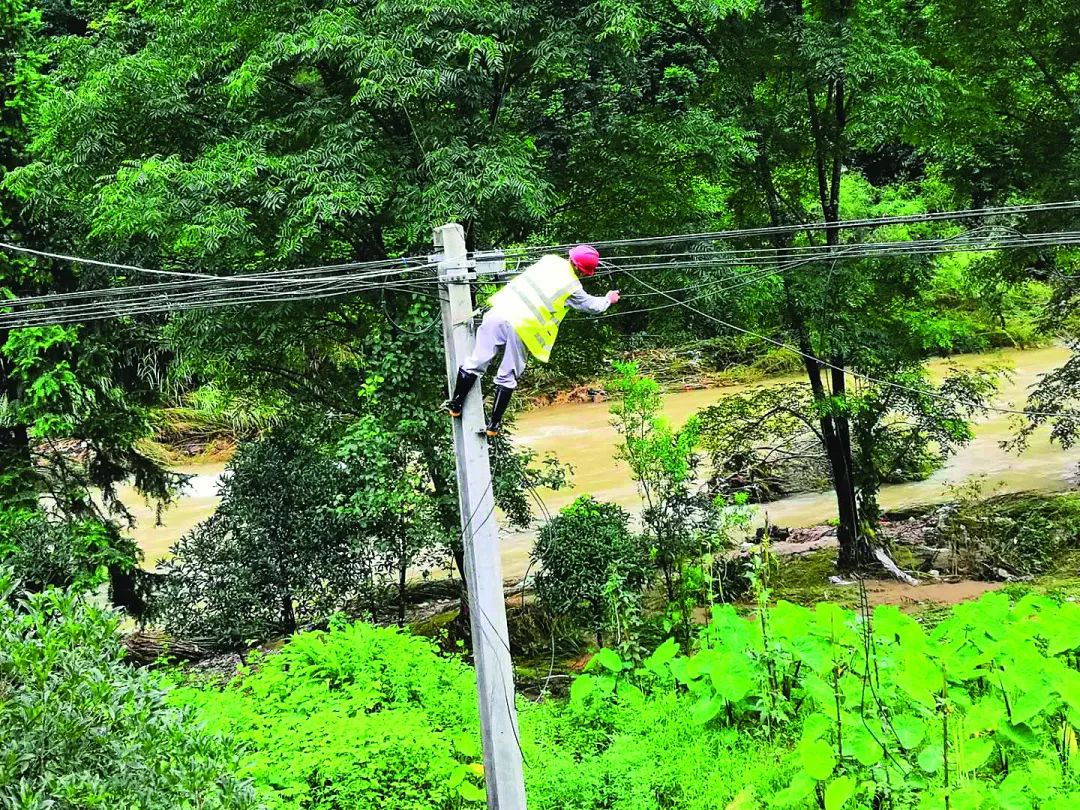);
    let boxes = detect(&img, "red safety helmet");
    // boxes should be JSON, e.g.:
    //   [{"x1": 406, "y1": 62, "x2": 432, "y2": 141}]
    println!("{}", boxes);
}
[{"x1": 569, "y1": 244, "x2": 600, "y2": 276}]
